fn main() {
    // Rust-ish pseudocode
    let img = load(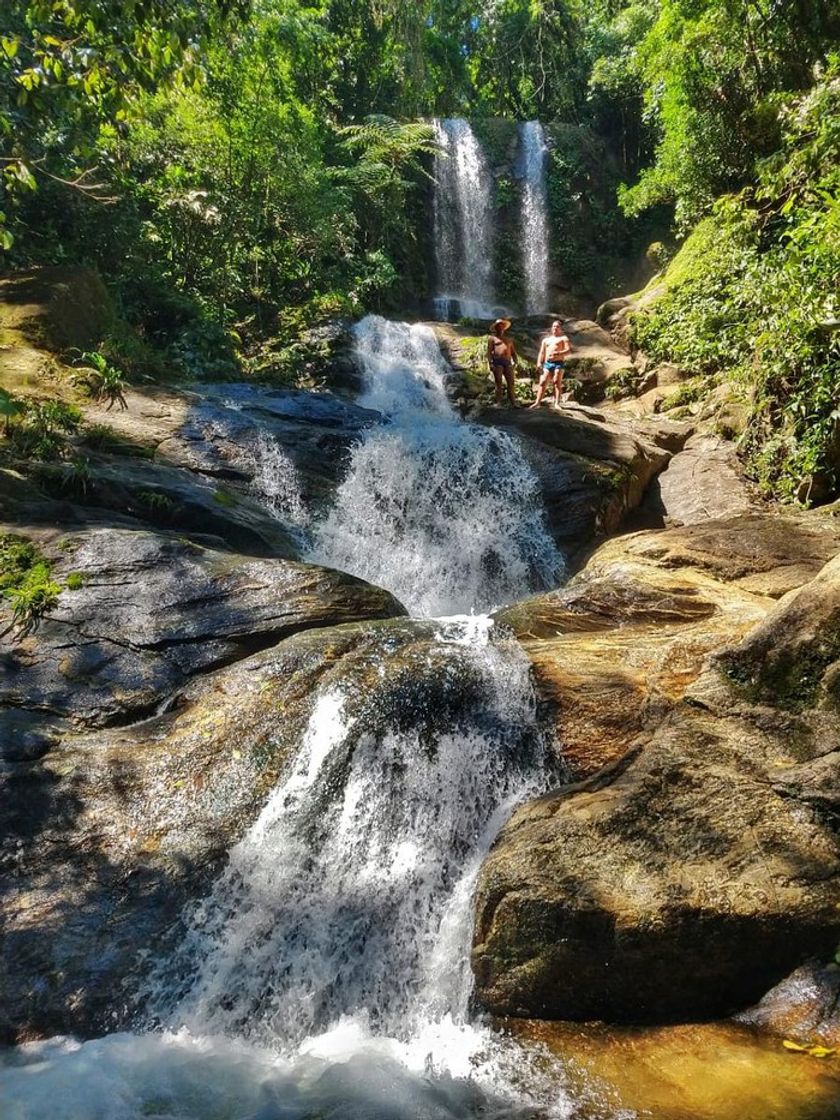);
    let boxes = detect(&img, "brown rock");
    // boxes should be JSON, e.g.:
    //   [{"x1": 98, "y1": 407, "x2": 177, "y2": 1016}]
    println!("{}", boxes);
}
[
  {"x1": 476, "y1": 517, "x2": 840, "y2": 1023},
  {"x1": 0, "y1": 526, "x2": 405, "y2": 731}
]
